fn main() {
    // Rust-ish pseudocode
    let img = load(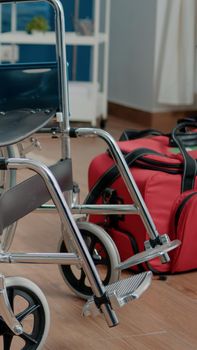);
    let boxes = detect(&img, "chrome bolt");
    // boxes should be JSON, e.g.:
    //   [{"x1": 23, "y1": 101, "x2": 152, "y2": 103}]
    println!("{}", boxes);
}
[{"x1": 13, "y1": 324, "x2": 23, "y2": 335}]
